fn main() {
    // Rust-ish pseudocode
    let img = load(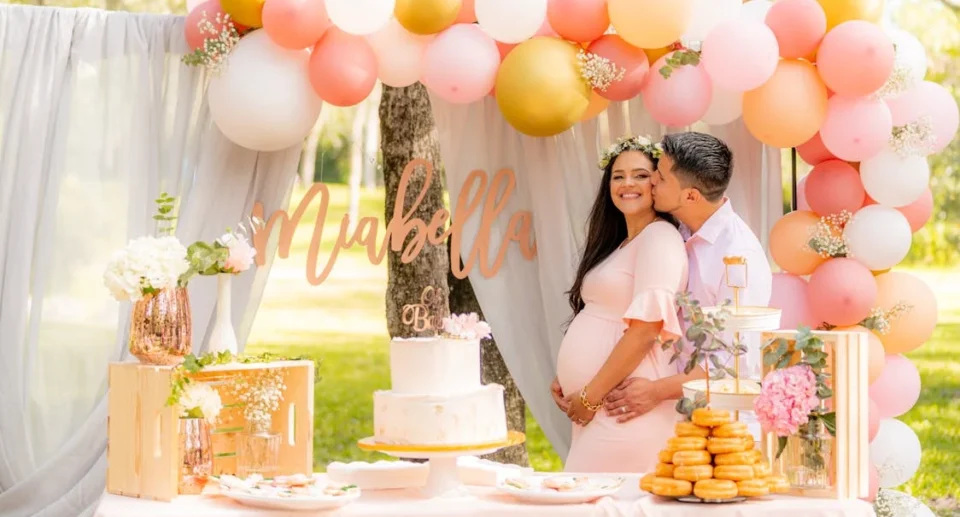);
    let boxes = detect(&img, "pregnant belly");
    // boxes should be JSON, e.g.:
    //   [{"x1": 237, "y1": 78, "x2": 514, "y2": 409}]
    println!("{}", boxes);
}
[{"x1": 556, "y1": 312, "x2": 625, "y2": 394}]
